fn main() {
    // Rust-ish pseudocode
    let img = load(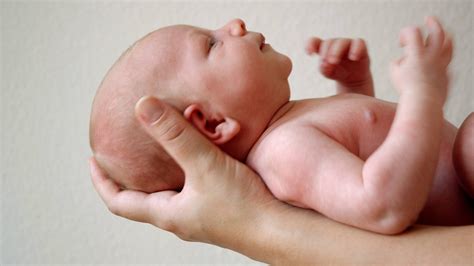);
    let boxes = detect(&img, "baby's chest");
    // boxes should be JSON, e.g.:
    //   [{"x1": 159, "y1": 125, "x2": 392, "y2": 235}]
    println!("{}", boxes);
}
[
  {"x1": 255, "y1": 96, "x2": 397, "y2": 161},
  {"x1": 308, "y1": 100, "x2": 396, "y2": 159}
]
